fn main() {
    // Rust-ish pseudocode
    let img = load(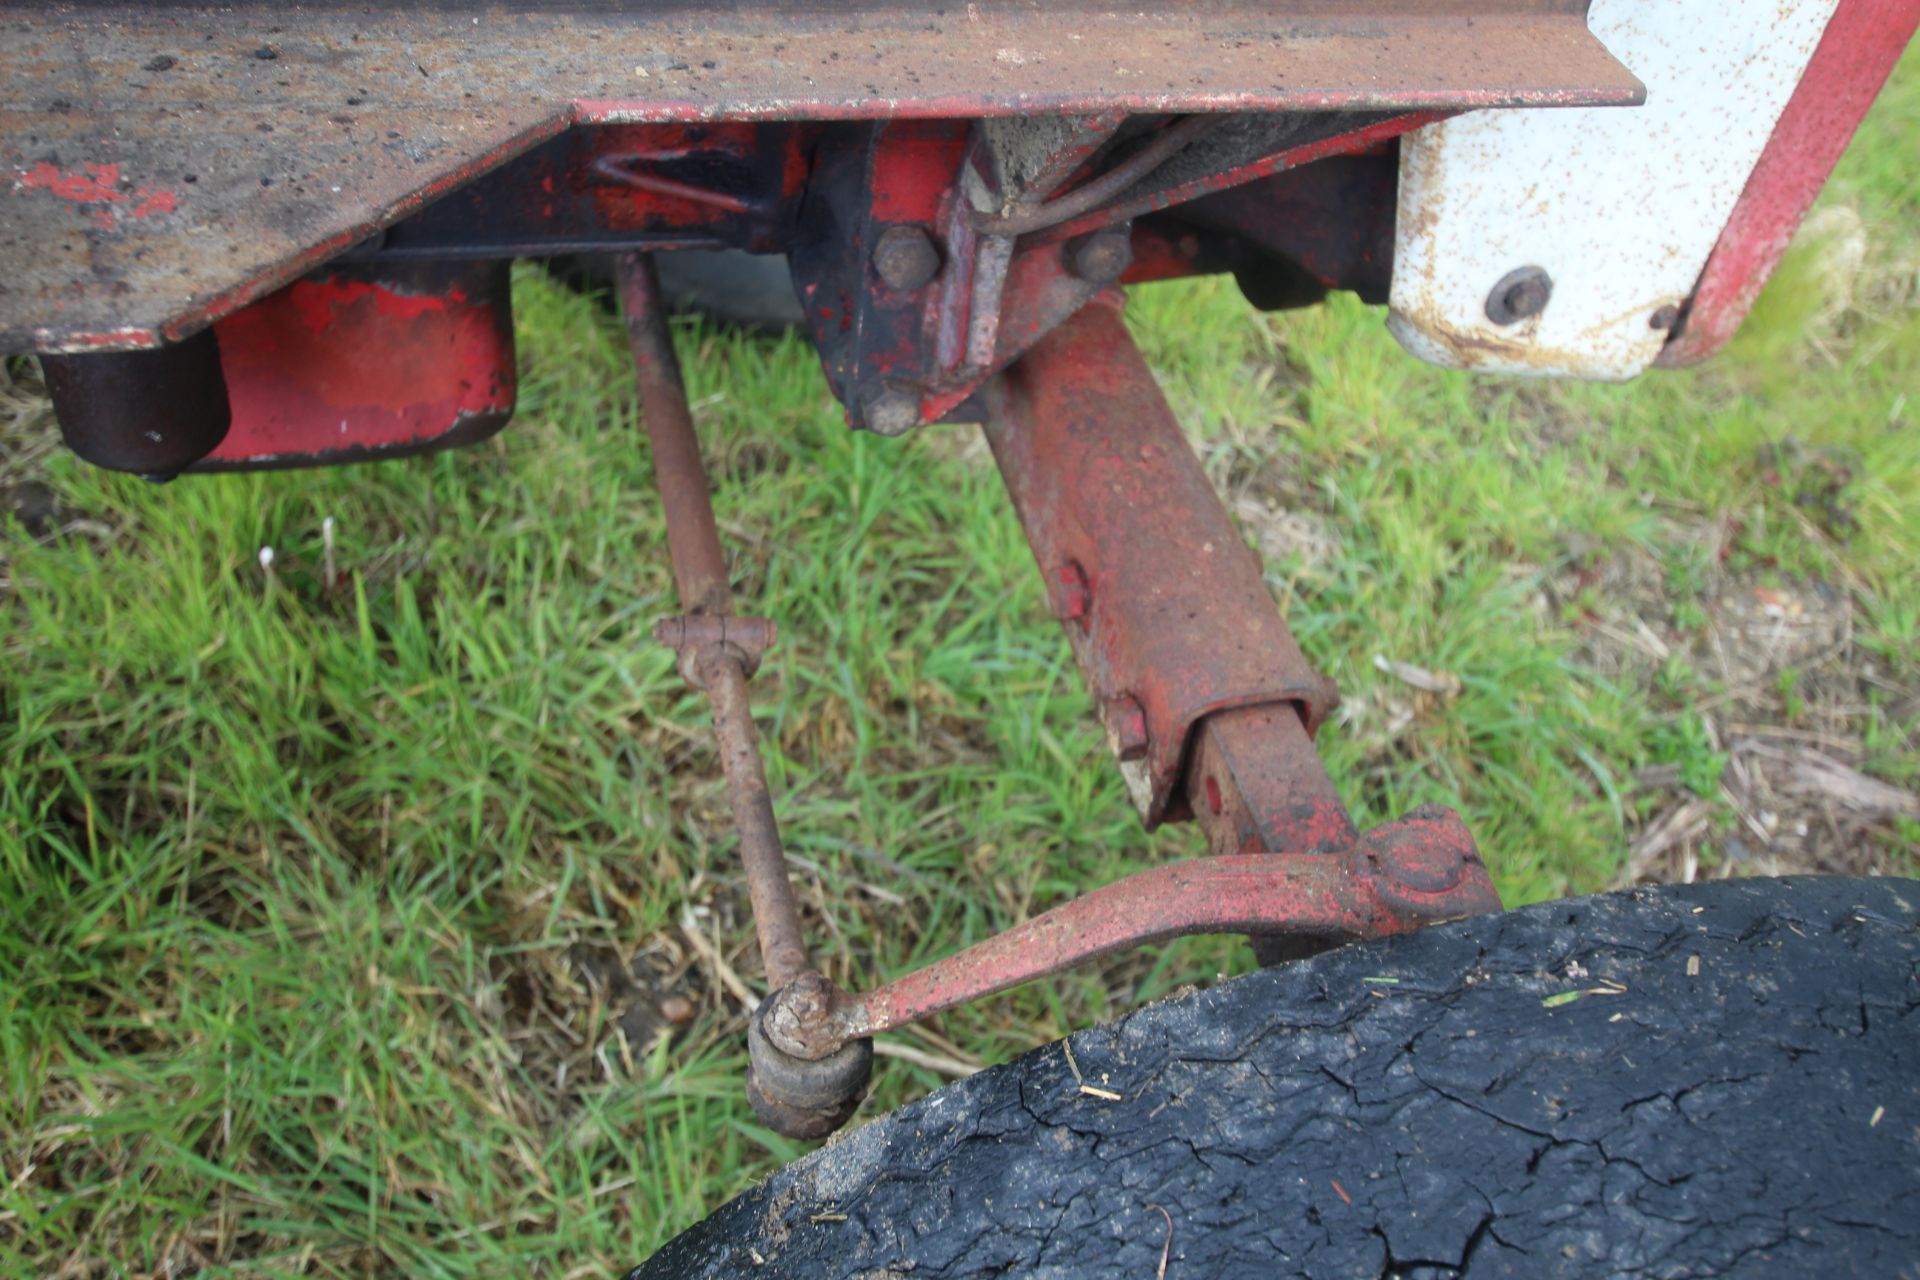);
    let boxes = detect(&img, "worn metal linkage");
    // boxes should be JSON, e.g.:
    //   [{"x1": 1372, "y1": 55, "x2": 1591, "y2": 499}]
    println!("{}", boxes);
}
[
  {"x1": 627, "y1": 266, "x2": 1500, "y2": 1131},
  {"x1": 755, "y1": 294, "x2": 1501, "y2": 1072},
  {"x1": 617, "y1": 252, "x2": 872, "y2": 1138}
]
